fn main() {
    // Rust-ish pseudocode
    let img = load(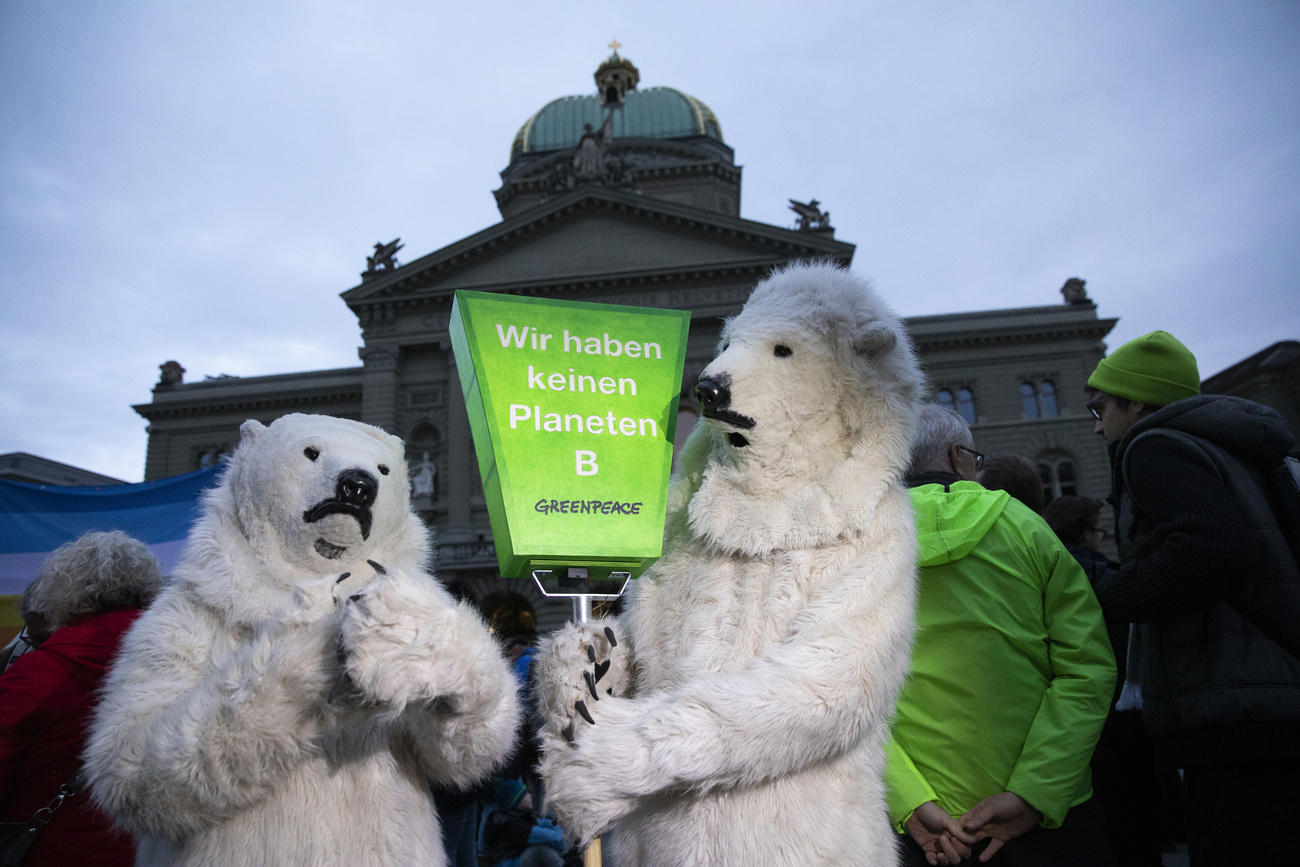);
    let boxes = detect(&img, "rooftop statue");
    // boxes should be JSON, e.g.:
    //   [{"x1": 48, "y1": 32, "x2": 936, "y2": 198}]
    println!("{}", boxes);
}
[
  {"x1": 365, "y1": 238, "x2": 404, "y2": 275},
  {"x1": 789, "y1": 198, "x2": 832, "y2": 231}
]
